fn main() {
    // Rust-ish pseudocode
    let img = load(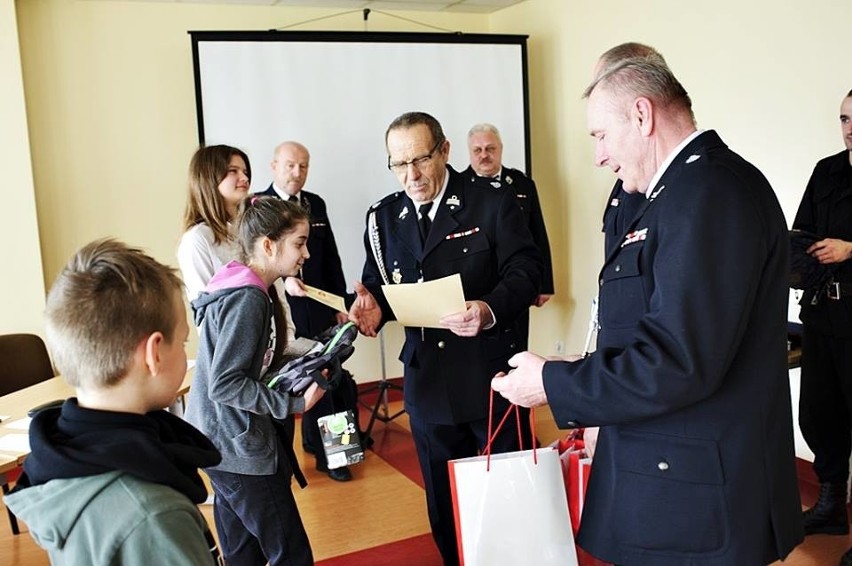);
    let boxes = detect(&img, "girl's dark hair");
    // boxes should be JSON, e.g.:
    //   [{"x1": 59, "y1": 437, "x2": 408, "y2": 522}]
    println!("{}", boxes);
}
[
  {"x1": 234, "y1": 195, "x2": 308, "y2": 367},
  {"x1": 182, "y1": 145, "x2": 252, "y2": 244},
  {"x1": 234, "y1": 196, "x2": 308, "y2": 263}
]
